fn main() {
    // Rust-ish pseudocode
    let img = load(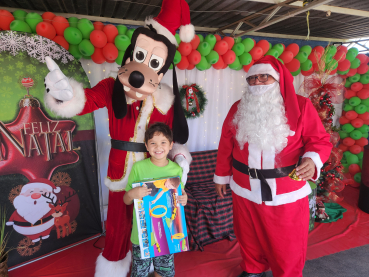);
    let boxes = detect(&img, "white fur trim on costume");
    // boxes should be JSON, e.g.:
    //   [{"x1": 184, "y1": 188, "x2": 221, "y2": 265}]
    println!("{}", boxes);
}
[
  {"x1": 152, "y1": 83, "x2": 175, "y2": 115},
  {"x1": 262, "y1": 147, "x2": 277, "y2": 199},
  {"x1": 13, "y1": 218, "x2": 55, "y2": 236},
  {"x1": 168, "y1": 143, "x2": 192, "y2": 164},
  {"x1": 179, "y1": 24, "x2": 195, "y2": 43},
  {"x1": 145, "y1": 17, "x2": 178, "y2": 46},
  {"x1": 302, "y1": 151, "x2": 324, "y2": 181},
  {"x1": 213, "y1": 174, "x2": 231, "y2": 185},
  {"x1": 246, "y1": 64, "x2": 280, "y2": 82},
  {"x1": 95, "y1": 251, "x2": 131, "y2": 277},
  {"x1": 44, "y1": 78, "x2": 86, "y2": 118},
  {"x1": 289, "y1": 130, "x2": 296, "y2": 136}
]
